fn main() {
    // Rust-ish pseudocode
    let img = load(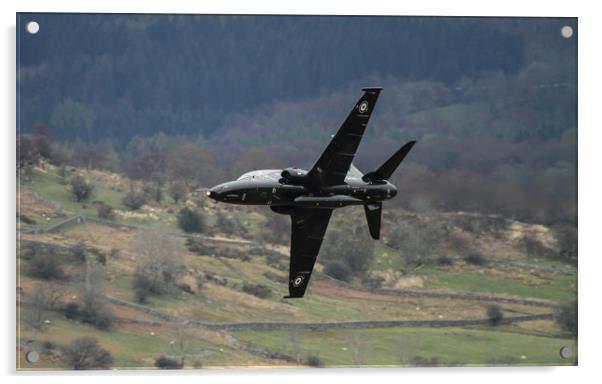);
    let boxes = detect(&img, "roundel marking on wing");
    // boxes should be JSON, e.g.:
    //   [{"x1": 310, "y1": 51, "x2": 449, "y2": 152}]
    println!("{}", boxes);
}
[
  {"x1": 358, "y1": 100, "x2": 369, "y2": 113},
  {"x1": 292, "y1": 275, "x2": 304, "y2": 287}
]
